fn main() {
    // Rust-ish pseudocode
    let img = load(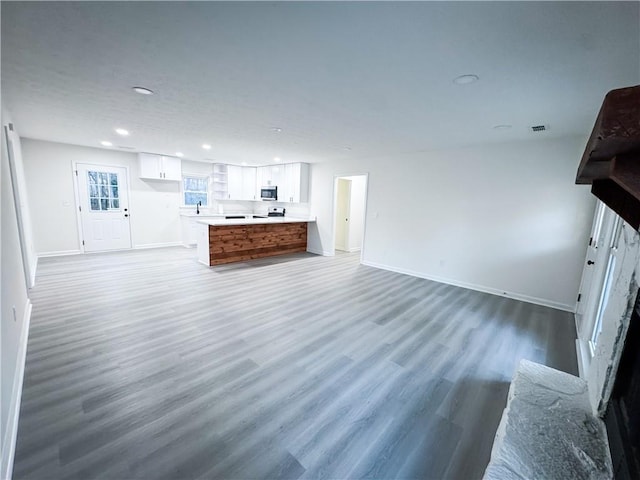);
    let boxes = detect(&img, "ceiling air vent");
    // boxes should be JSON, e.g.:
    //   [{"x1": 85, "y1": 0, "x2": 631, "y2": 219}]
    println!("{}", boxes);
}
[
  {"x1": 531, "y1": 125, "x2": 548, "y2": 132},
  {"x1": 117, "y1": 145, "x2": 136, "y2": 150}
]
